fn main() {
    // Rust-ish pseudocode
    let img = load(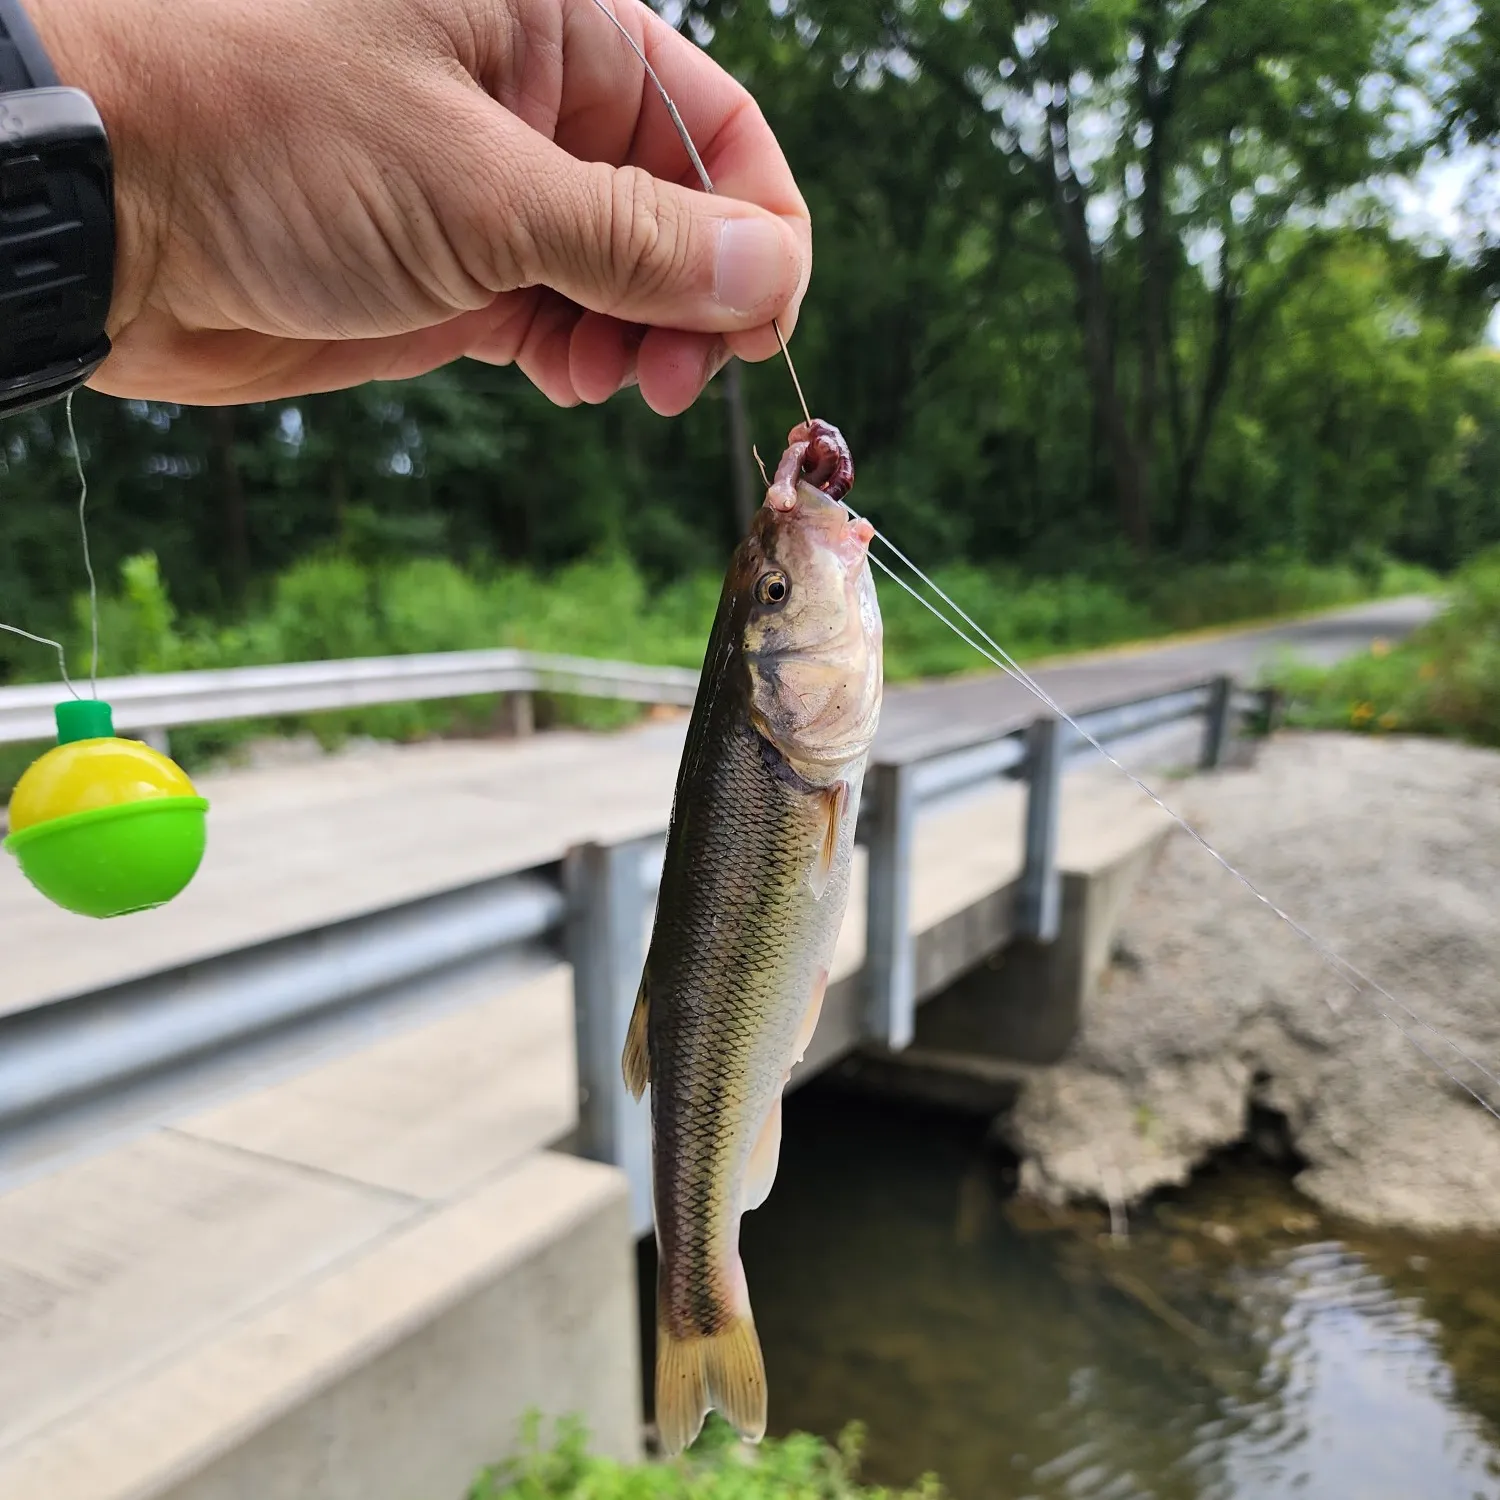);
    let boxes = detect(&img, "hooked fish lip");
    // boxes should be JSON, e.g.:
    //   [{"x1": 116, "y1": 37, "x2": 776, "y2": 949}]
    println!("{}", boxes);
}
[{"x1": 765, "y1": 482, "x2": 874, "y2": 562}]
